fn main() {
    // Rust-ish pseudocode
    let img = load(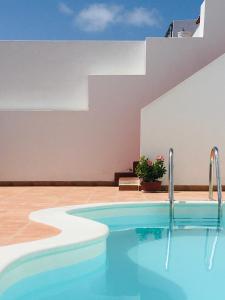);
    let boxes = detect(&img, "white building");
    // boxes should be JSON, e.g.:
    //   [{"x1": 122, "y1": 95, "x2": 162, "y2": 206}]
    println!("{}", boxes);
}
[
  {"x1": 0, "y1": 0, "x2": 224, "y2": 187},
  {"x1": 165, "y1": 19, "x2": 199, "y2": 38}
]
